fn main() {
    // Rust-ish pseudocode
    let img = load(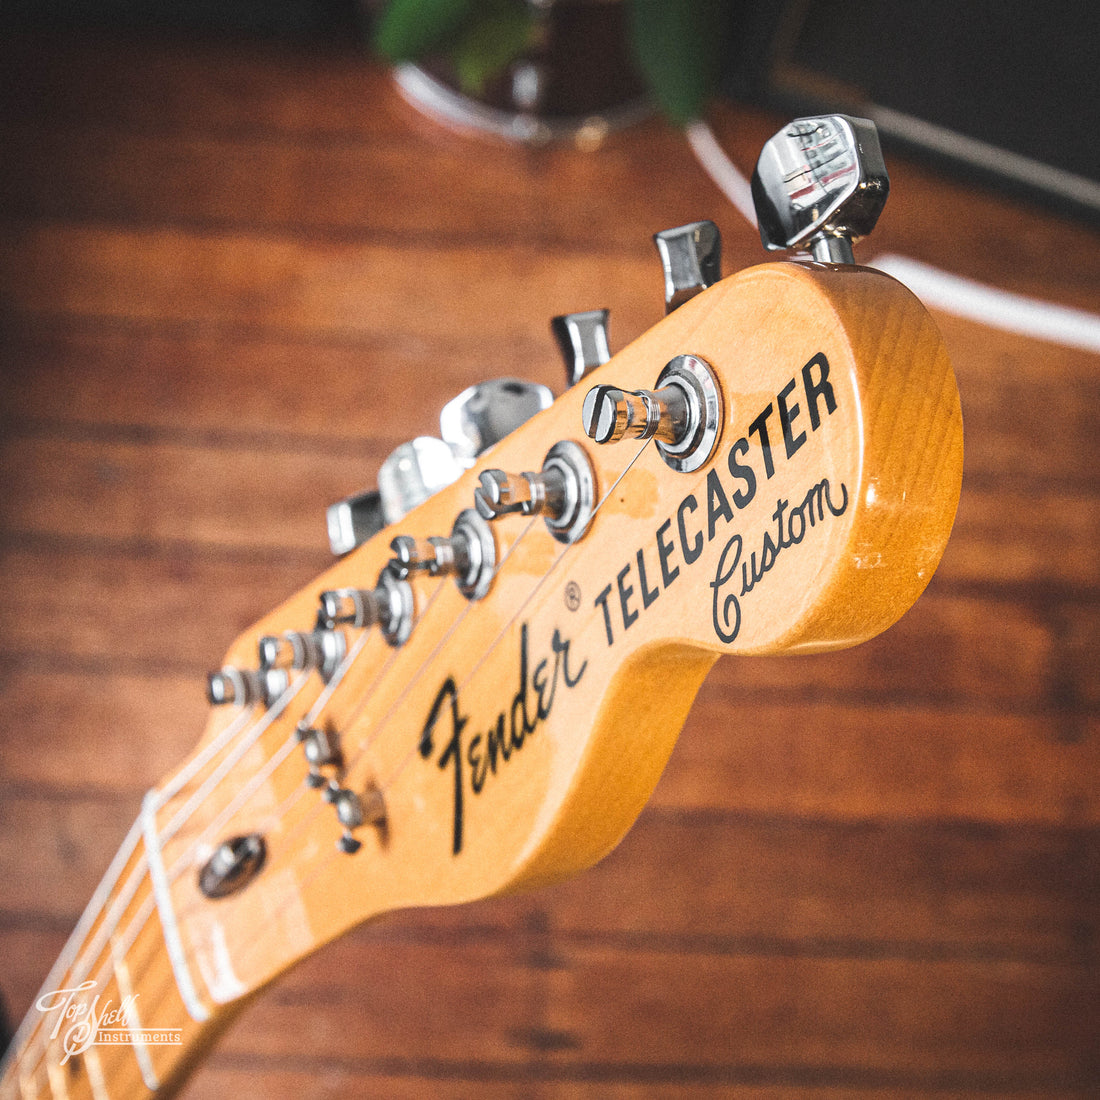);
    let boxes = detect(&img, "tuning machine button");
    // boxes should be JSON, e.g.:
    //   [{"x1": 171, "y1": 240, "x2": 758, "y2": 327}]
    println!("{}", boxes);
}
[
  {"x1": 440, "y1": 378, "x2": 554, "y2": 465},
  {"x1": 474, "y1": 440, "x2": 596, "y2": 543},
  {"x1": 551, "y1": 309, "x2": 611, "y2": 386},
  {"x1": 751, "y1": 114, "x2": 889, "y2": 264},
  {"x1": 318, "y1": 568, "x2": 414, "y2": 646},
  {"x1": 326, "y1": 489, "x2": 385, "y2": 557},
  {"x1": 582, "y1": 353, "x2": 722, "y2": 474},
  {"x1": 389, "y1": 508, "x2": 496, "y2": 600},
  {"x1": 654, "y1": 221, "x2": 722, "y2": 313}
]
